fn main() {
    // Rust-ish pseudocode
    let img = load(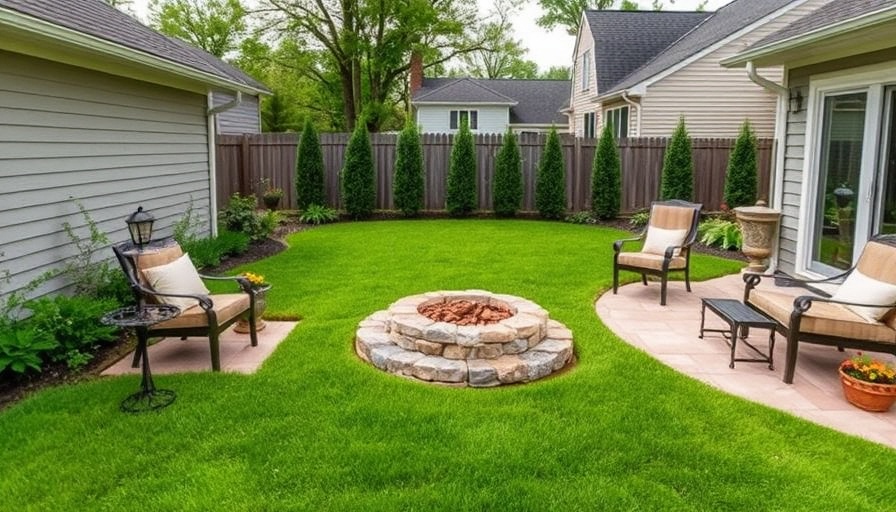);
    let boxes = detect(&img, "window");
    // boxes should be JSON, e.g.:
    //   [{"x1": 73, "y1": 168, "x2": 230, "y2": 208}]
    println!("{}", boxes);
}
[
  {"x1": 581, "y1": 50, "x2": 591, "y2": 91},
  {"x1": 604, "y1": 106, "x2": 630, "y2": 138},
  {"x1": 583, "y1": 112, "x2": 596, "y2": 138},
  {"x1": 449, "y1": 110, "x2": 478, "y2": 130}
]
